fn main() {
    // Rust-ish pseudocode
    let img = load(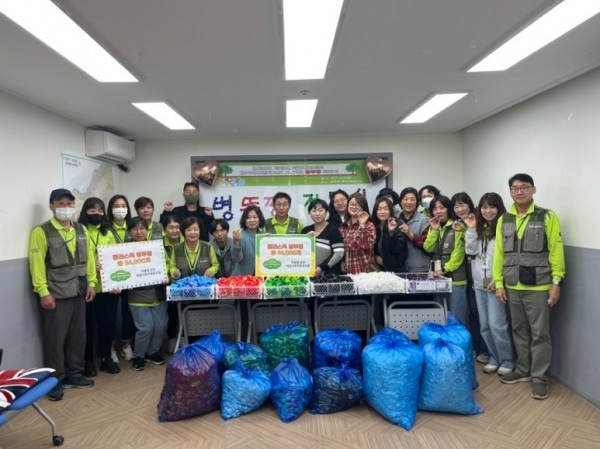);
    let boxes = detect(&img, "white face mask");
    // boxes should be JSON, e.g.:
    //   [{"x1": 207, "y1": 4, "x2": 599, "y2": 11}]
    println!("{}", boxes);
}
[
  {"x1": 421, "y1": 197, "x2": 433, "y2": 208},
  {"x1": 55, "y1": 207, "x2": 76, "y2": 221},
  {"x1": 112, "y1": 207, "x2": 128, "y2": 220}
]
